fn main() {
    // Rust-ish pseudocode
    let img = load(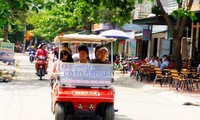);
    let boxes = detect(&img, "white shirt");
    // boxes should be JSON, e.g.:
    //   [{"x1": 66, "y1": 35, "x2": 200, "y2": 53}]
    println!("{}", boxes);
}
[
  {"x1": 197, "y1": 64, "x2": 200, "y2": 73},
  {"x1": 148, "y1": 60, "x2": 158, "y2": 67}
]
